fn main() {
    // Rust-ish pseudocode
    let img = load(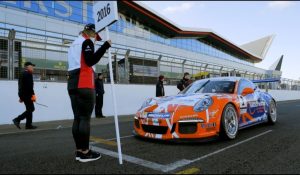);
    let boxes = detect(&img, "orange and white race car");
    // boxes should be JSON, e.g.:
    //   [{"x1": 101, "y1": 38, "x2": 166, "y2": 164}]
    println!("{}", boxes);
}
[{"x1": 133, "y1": 77, "x2": 277, "y2": 140}]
